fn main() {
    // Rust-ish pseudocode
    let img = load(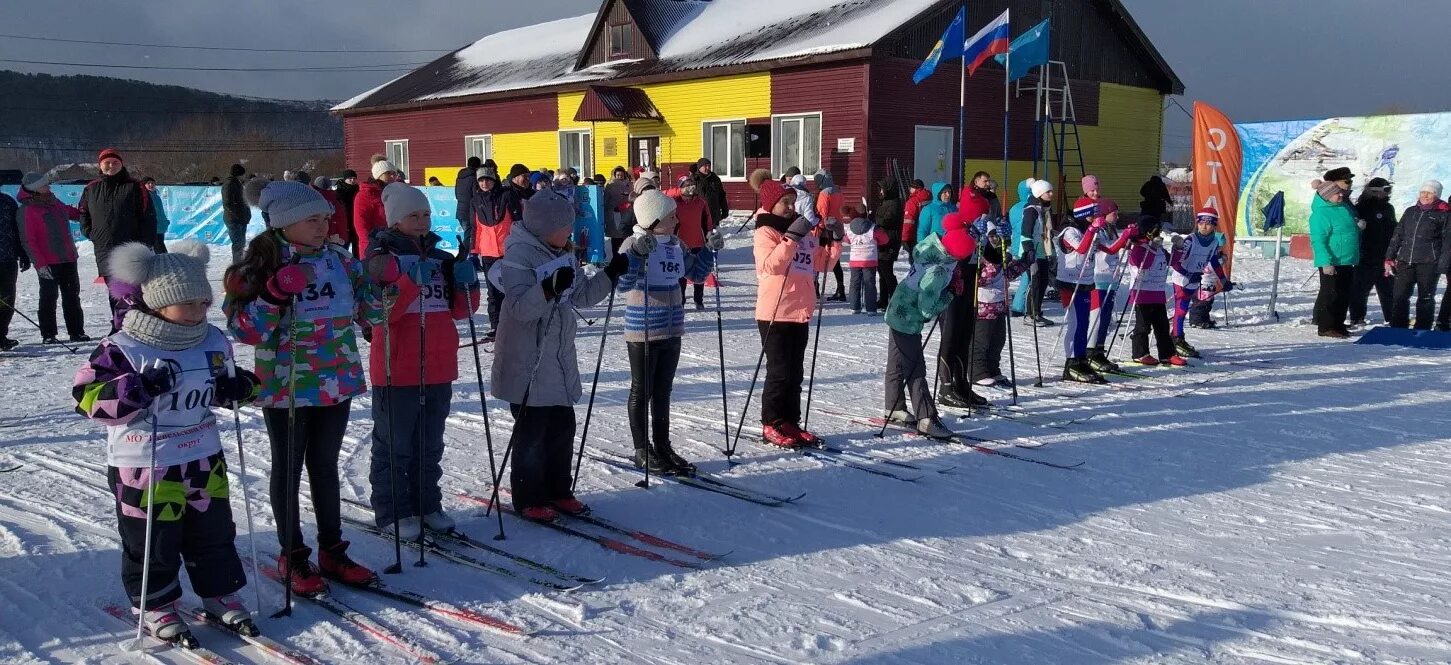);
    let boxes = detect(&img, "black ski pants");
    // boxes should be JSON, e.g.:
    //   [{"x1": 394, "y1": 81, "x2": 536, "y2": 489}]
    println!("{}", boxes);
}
[
  {"x1": 264, "y1": 401, "x2": 350, "y2": 554},
  {"x1": 0, "y1": 261, "x2": 15, "y2": 339},
  {"x1": 627, "y1": 337, "x2": 682, "y2": 452},
  {"x1": 885, "y1": 328, "x2": 935, "y2": 421},
  {"x1": 1350, "y1": 261, "x2": 1393, "y2": 324},
  {"x1": 970, "y1": 316, "x2": 1006, "y2": 383},
  {"x1": 1131, "y1": 303, "x2": 1177, "y2": 360},
  {"x1": 38, "y1": 262, "x2": 86, "y2": 339},
  {"x1": 507, "y1": 404, "x2": 577, "y2": 510},
  {"x1": 1026, "y1": 258, "x2": 1053, "y2": 318},
  {"x1": 478, "y1": 257, "x2": 505, "y2": 335},
  {"x1": 758, "y1": 320, "x2": 809, "y2": 426},
  {"x1": 1389, "y1": 262, "x2": 1440, "y2": 329},
  {"x1": 1314, "y1": 266, "x2": 1354, "y2": 334},
  {"x1": 876, "y1": 244, "x2": 900, "y2": 310},
  {"x1": 937, "y1": 263, "x2": 977, "y2": 390}
]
